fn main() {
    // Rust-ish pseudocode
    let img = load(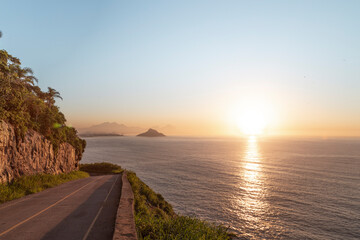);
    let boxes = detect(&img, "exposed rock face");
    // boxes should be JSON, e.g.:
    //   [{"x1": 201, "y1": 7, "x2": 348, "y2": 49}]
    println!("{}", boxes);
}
[
  {"x1": 137, "y1": 128, "x2": 165, "y2": 137},
  {"x1": 0, "y1": 121, "x2": 79, "y2": 184}
]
